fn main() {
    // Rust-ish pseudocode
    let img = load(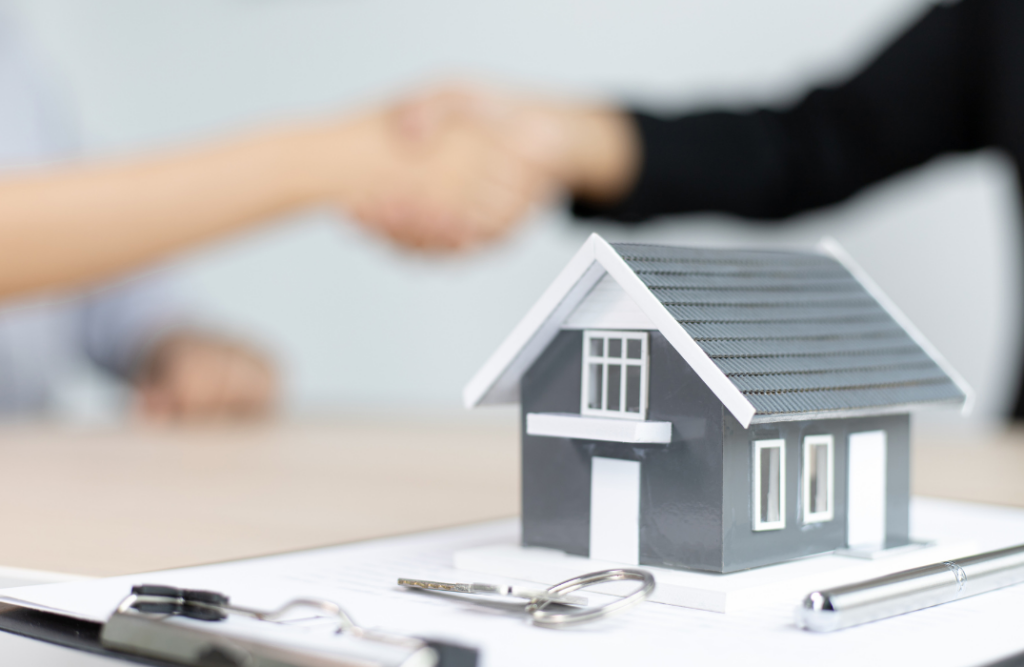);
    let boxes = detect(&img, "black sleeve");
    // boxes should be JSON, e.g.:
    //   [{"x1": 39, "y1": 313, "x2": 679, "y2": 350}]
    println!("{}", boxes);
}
[{"x1": 574, "y1": 0, "x2": 991, "y2": 222}]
